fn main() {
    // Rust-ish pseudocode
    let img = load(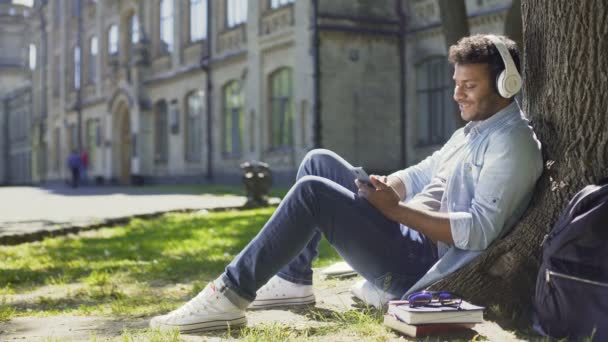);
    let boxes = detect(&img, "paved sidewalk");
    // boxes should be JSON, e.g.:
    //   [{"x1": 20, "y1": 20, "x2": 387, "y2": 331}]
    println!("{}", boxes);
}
[{"x1": 0, "y1": 185, "x2": 272, "y2": 245}]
